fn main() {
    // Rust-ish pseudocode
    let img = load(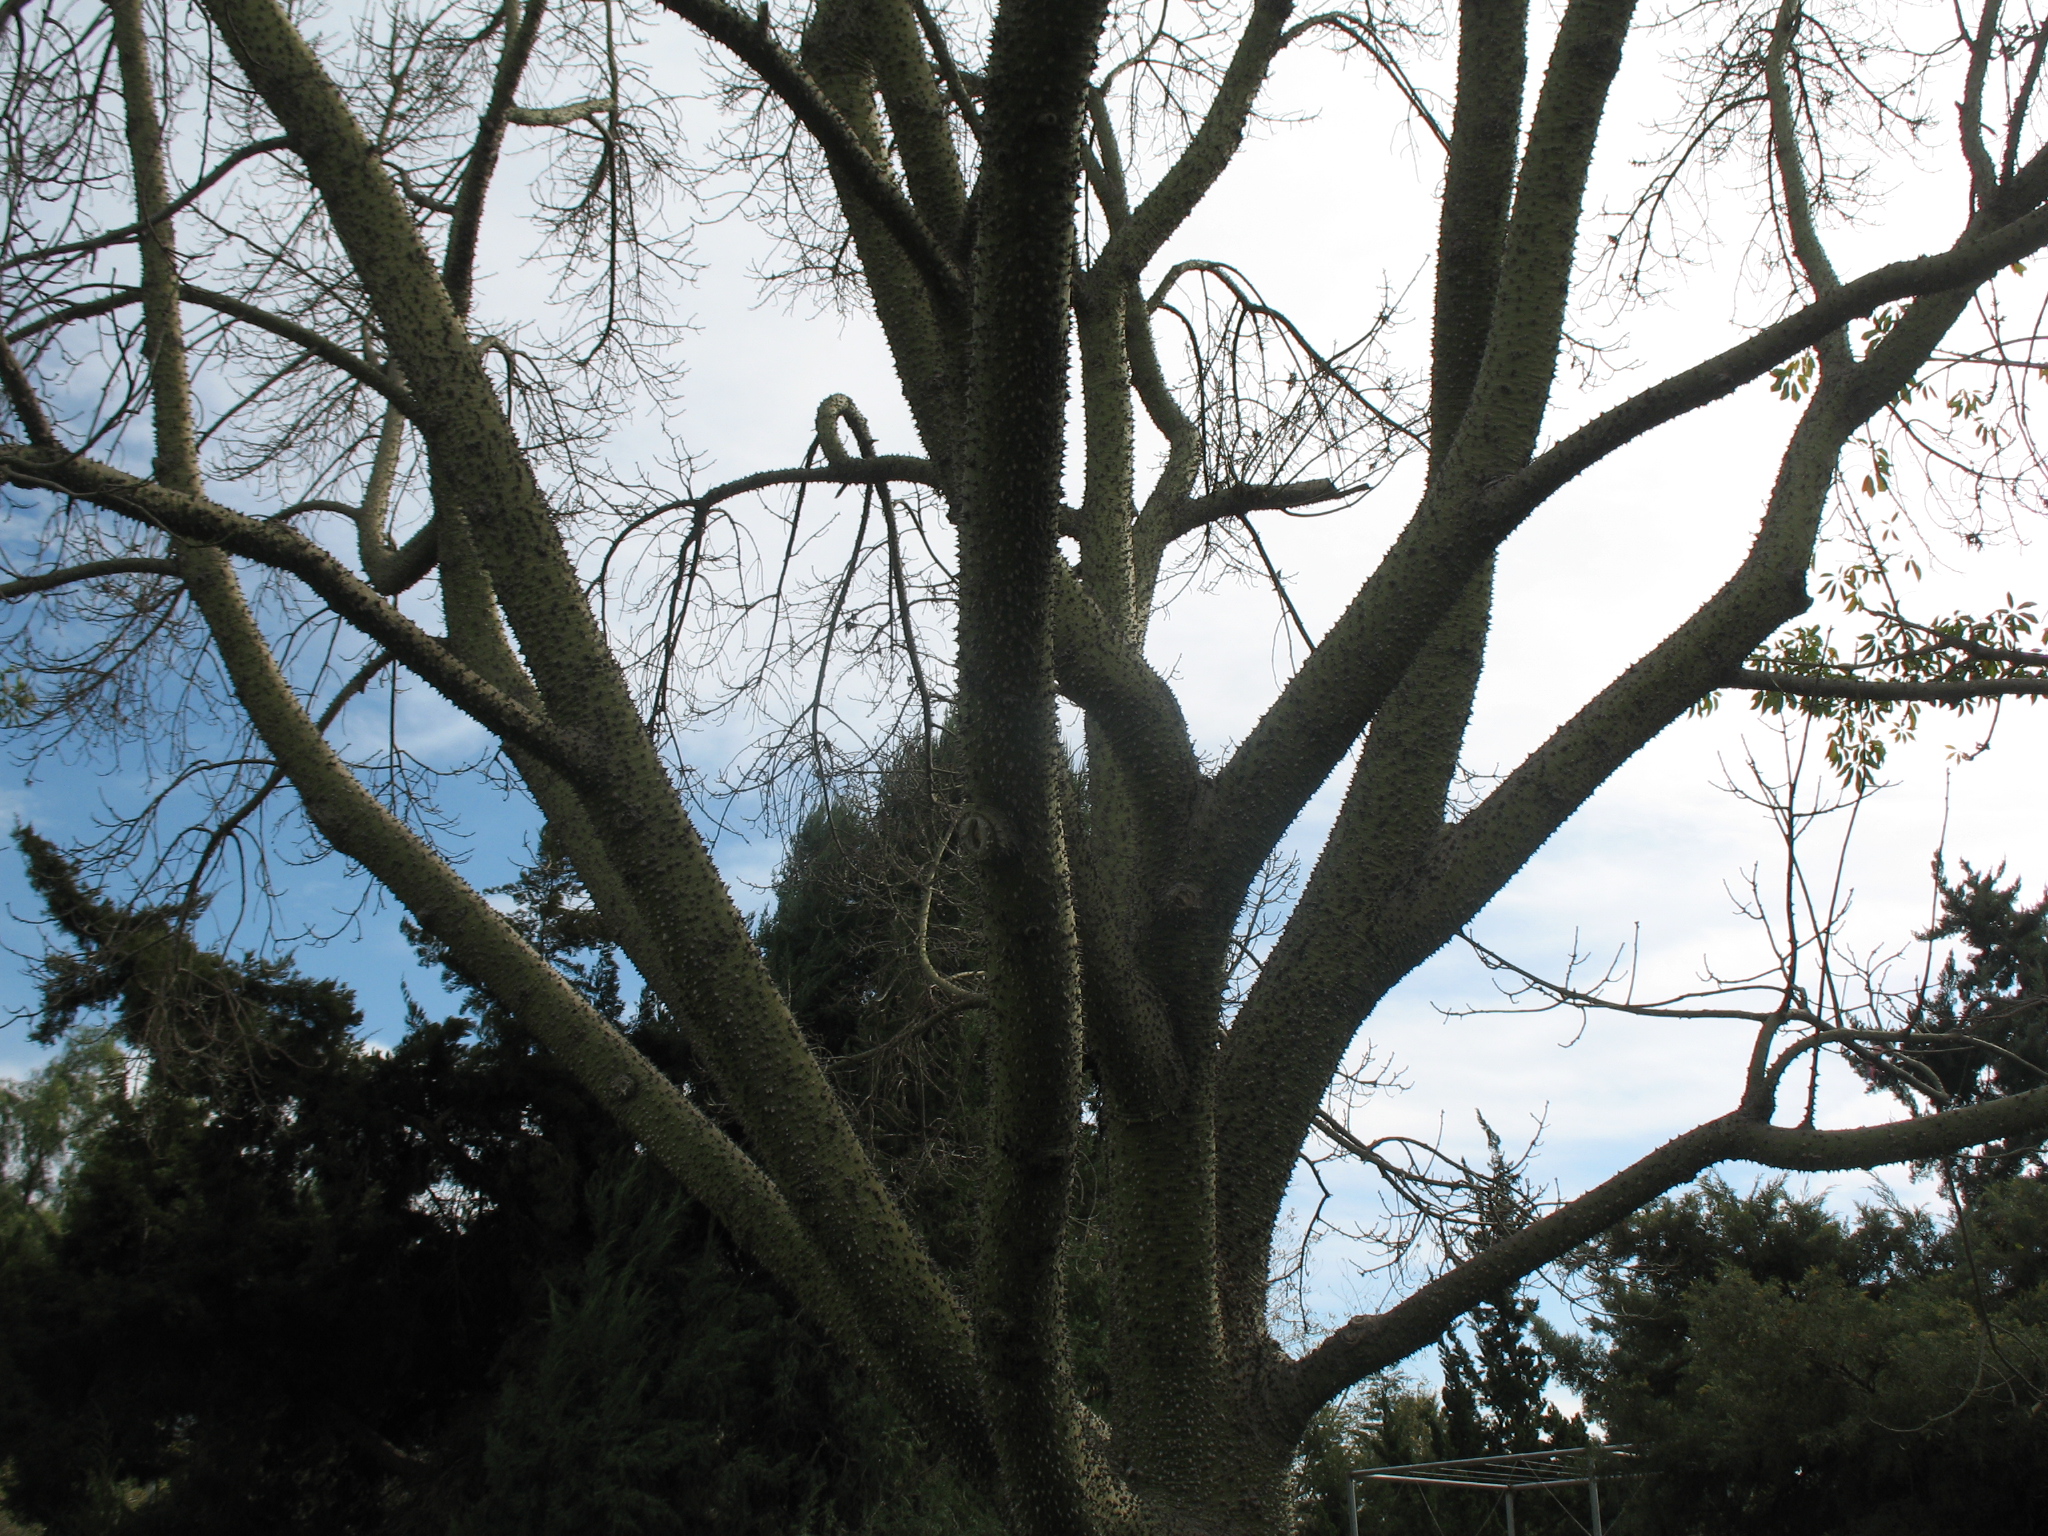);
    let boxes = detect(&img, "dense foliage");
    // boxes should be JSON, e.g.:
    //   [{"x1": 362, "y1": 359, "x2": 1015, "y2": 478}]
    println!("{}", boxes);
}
[
  {"x1": 0, "y1": 831, "x2": 992, "y2": 1535},
  {"x1": 1294, "y1": 867, "x2": 2048, "y2": 1536},
  {"x1": 1553, "y1": 1174, "x2": 2048, "y2": 1535},
  {"x1": 1862, "y1": 861, "x2": 2048, "y2": 1193}
]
